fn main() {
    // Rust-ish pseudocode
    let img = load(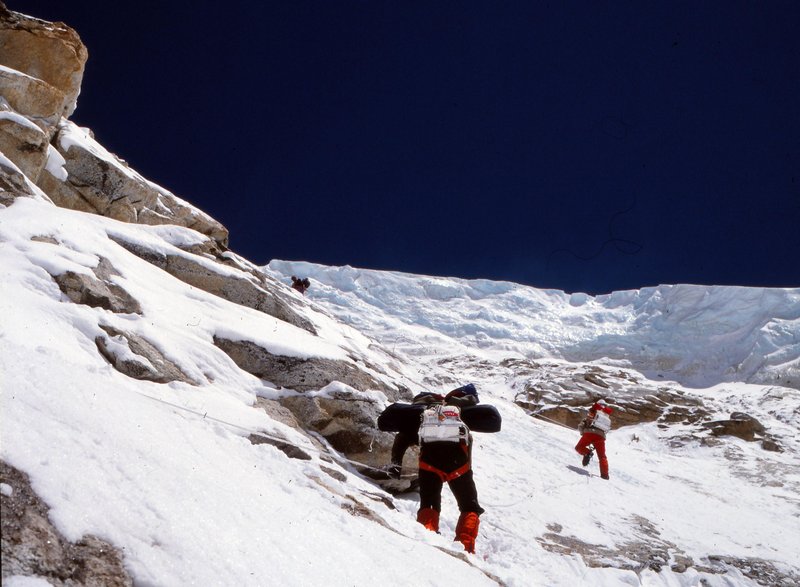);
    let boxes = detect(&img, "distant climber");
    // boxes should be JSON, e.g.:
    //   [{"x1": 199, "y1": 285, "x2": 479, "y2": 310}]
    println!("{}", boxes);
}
[
  {"x1": 384, "y1": 384, "x2": 486, "y2": 553},
  {"x1": 290, "y1": 275, "x2": 311, "y2": 295},
  {"x1": 575, "y1": 399, "x2": 613, "y2": 480}
]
